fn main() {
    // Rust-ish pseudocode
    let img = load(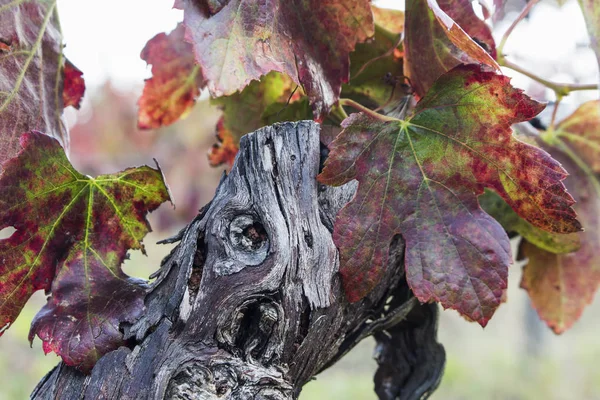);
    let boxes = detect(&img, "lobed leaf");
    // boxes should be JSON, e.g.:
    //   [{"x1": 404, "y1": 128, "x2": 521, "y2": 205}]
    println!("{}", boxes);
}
[
  {"x1": 319, "y1": 65, "x2": 580, "y2": 325},
  {"x1": 404, "y1": 0, "x2": 499, "y2": 97},
  {"x1": 0, "y1": 0, "x2": 70, "y2": 167},
  {"x1": 178, "y1": 0, "x2": 374, "y2": 120},
  {"x1": 0, "y1": 132, "x2": 170, "y2": 371},
  {"x1": 520, "y1": 101, "x2": 600, "y2": 333},
  {"x1": 138, "y1": 23, "x2": 204, "y2": 129}
]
